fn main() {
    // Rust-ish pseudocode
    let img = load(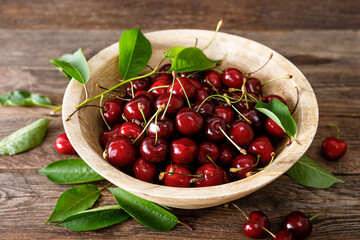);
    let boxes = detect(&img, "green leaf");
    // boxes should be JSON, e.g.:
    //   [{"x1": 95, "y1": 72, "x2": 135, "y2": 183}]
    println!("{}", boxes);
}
[
  {"x1": 46, "y1": 184, "x2": 101, "y2": 224},
  {"x1": 164, "y1": 46, "x2": 185, "y2": 62},
  {"x1": 56, "y1": 205, "x2": 129, "y2": 231},
  {"x1": 169, "y1": 47, "x2": 221, "y2": 73},
  {"x1": 119, "y1": 27, "x2": 152, "y2": 80},
  {"x1": 37, "y1": 159, "x2": 104, "y2": 184},
  {"x1": 287, "y1": 155, "x2": 344, "y2": 189},
  {"x1": 50, "y1": 48, "x2": 90, "y2": 84},
  {"x1": 0, "y1": 118, "x2": 51, "y2": 155},
  {"x1": 109, "y1": 188, "x2": 178, "y2": 231},
  {"x1": 0, "y1": 91, "x2": 54, "y2": 107},
  {"x1": 255, "y1": 99, "x2": 297, "y2": 137}
]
